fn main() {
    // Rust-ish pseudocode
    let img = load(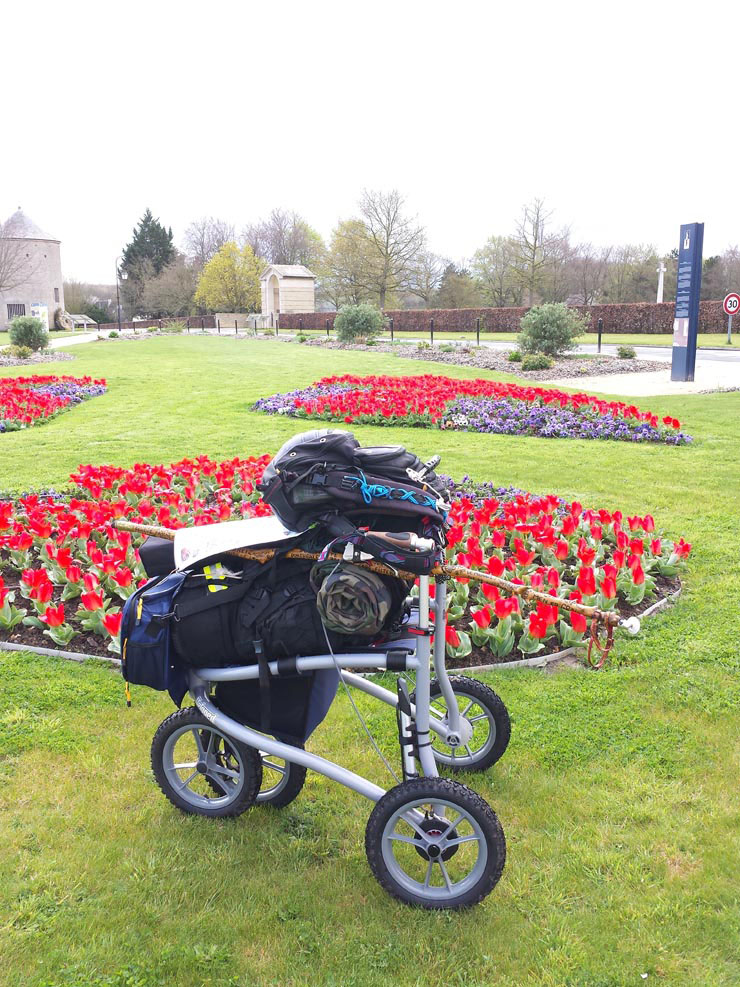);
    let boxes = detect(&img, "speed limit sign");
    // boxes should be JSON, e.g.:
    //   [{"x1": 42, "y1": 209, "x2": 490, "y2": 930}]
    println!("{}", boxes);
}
[{"x1": 723, "y1": 292, "x2": 739, "y2": 344}]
